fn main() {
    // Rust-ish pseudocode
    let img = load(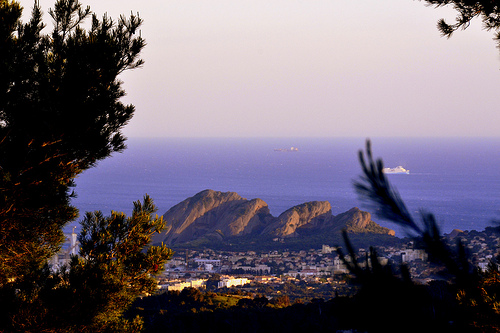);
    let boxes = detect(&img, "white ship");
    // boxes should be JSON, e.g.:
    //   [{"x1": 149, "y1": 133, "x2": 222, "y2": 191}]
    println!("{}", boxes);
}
[
  {"x1": 382, "y1": 166, "x2": 410, "y2": 174},
  {"x1": 274, "y1": 147, "x2": 299, "y2": 152}
]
